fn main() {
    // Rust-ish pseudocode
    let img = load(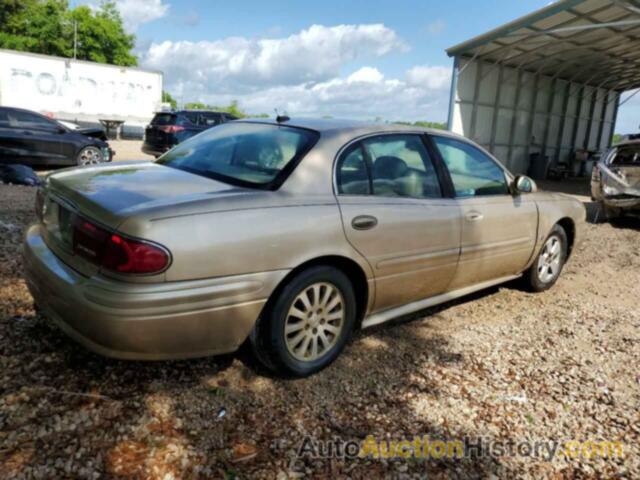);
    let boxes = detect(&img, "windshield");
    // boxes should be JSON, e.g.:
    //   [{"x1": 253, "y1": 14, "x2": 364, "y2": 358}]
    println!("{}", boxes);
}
[{"x1": 157, "y1": 122, "x2": 319, "y2": 189}]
